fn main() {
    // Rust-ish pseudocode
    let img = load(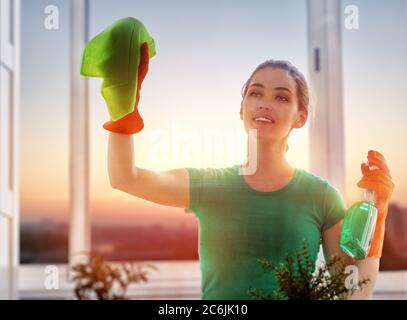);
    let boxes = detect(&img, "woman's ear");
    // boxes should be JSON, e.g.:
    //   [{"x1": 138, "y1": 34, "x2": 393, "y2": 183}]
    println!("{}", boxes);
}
[
  {"x1": 240, "y1": 102, "x2": 243, "y2": 120},
  {"x1": 293, "y1": 108, "x2": 308, "y2": 128}
]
